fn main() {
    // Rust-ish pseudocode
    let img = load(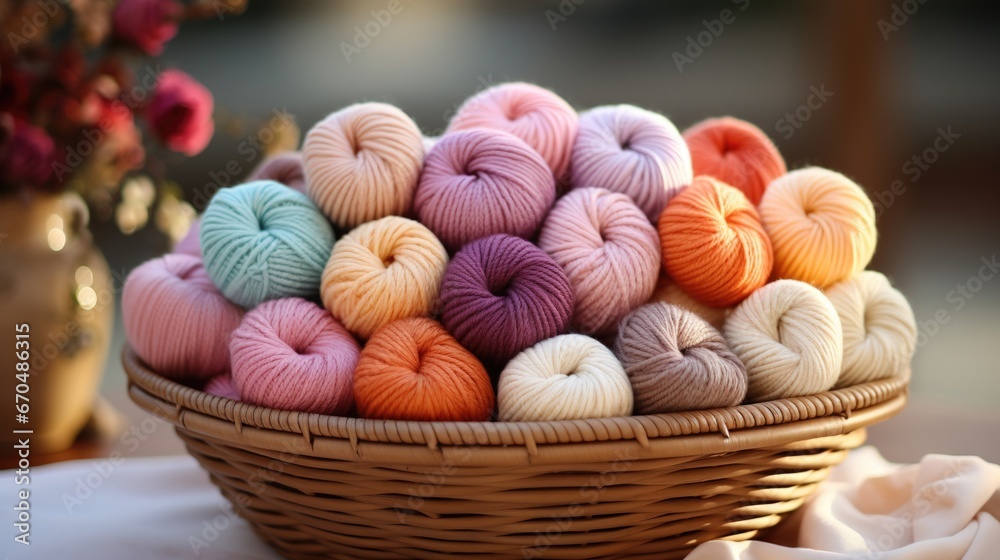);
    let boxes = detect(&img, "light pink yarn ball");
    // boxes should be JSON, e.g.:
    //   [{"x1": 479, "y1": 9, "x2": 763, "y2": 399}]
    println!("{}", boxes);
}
[
  {"x1": 415, "y1": 129, "x2": 556, "y2": 252},
  {"x1": 538, "y1": 187, "x2": 660, "y2": 336},
  {"x1": 571, "y1": 105, "x2": 693, "y2": 221},
  {"x1": 230, "y1": 297, "x2": 360, "y2": 415},
  {"x1": 247, "y1": 152, "x2": 306, "y2": 193},
  {"x1": 122, "y1": 254, "x2": 243, "y2": 381},
  {"x1": 447, "y1": 82, "x2": 578, "y2": 182},
  {"x1": 172, "y1": 217, "x2": 201, "y2": 256},
  {"x1": 204, "y1": 373, "x2": 240, "y2": 401}
]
